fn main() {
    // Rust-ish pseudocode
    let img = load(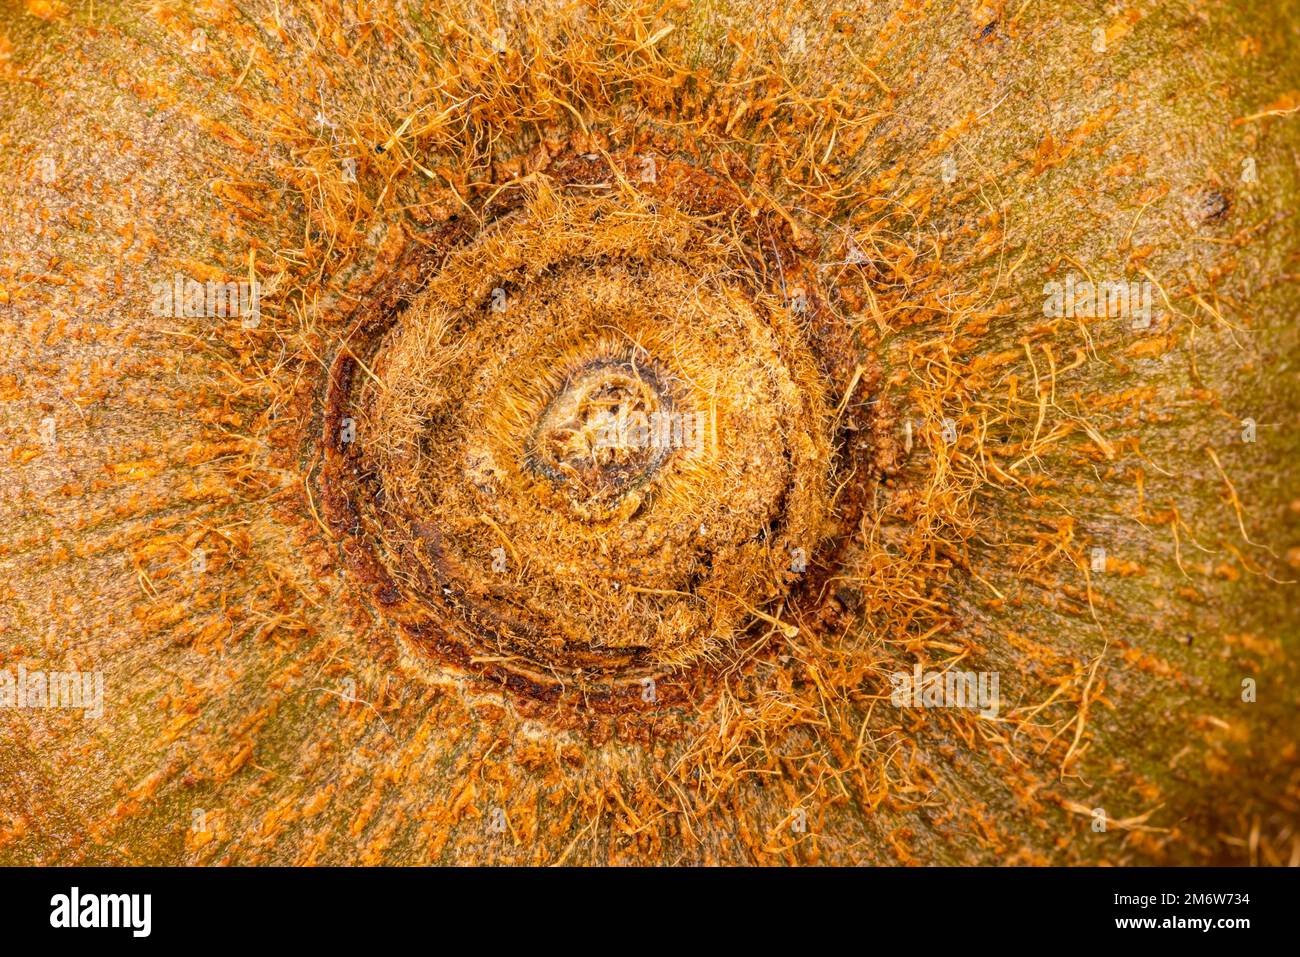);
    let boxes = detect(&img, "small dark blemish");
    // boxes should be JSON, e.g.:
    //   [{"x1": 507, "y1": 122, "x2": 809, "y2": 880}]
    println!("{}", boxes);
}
[{"x1": 1199, "y1": 190, "x2": 1231, "y2": 224}]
